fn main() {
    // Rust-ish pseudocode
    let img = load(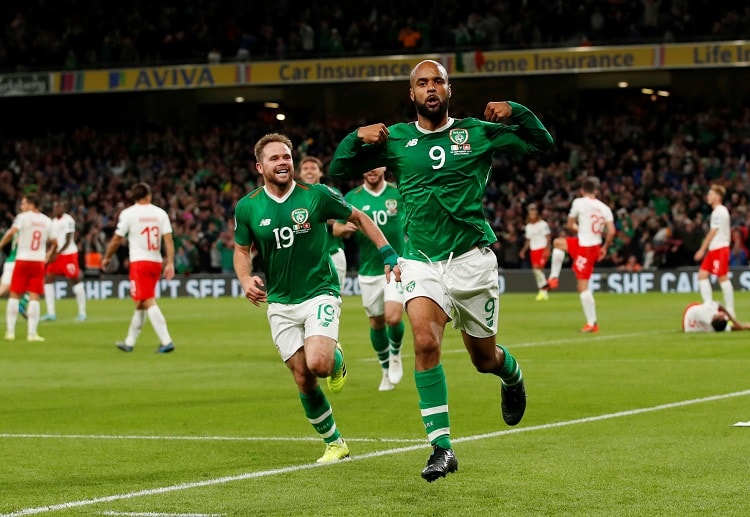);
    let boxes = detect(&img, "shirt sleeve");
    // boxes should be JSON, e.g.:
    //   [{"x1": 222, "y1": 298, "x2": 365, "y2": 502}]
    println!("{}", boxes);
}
[{"x1": 329, "y1": 130, "x2": 388, "y2": 180}]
